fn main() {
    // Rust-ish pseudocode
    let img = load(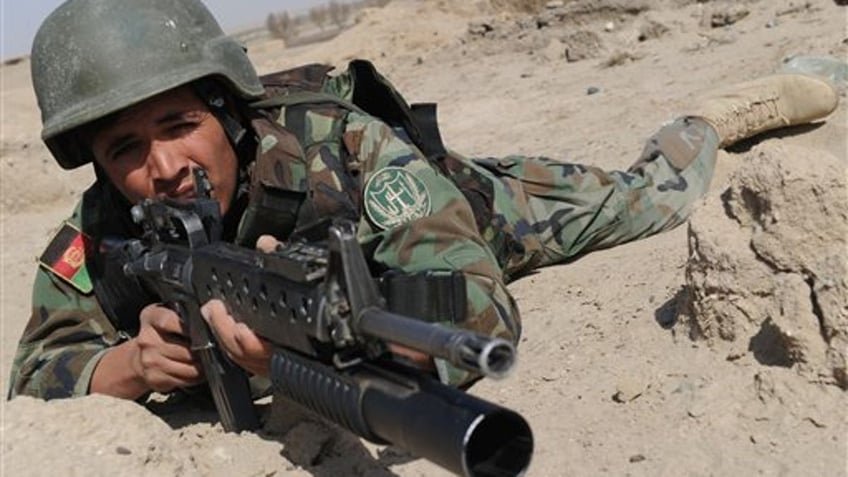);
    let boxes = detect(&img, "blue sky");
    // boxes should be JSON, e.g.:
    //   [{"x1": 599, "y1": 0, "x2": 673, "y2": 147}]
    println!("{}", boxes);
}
[{"x1": 1, "y1": 0, "x2": 335, "y2": 60}]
